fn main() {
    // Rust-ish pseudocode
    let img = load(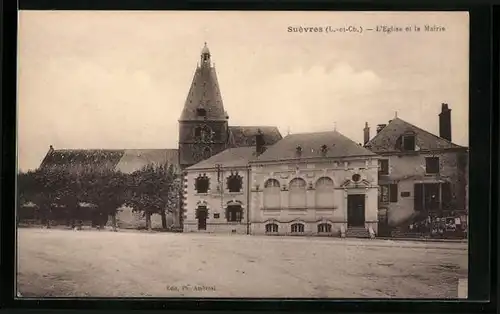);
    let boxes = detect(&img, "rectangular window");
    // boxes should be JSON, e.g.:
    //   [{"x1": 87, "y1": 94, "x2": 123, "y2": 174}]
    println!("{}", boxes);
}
[
  {"x1": 227, "y1": 206, "x2": 242, "y2": 222},
  {"x1": 380, "y1": 184, "x2": 398, "y2": 203},
  {"x1": 389, "y1": 184, "x2": 398, "y2": 202},
  {"x1": 379, "y1": 159, "x2": 389, "y2": 175},
  {"x1": 402, "y1": 135, "x2": 416, "y2": 151},
  {"x1": 425, "y1": 157, "x2": 440, "y2": 174},
  {"x1": 414, "y1": 182, "x2": 450, "y2": 213}
]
